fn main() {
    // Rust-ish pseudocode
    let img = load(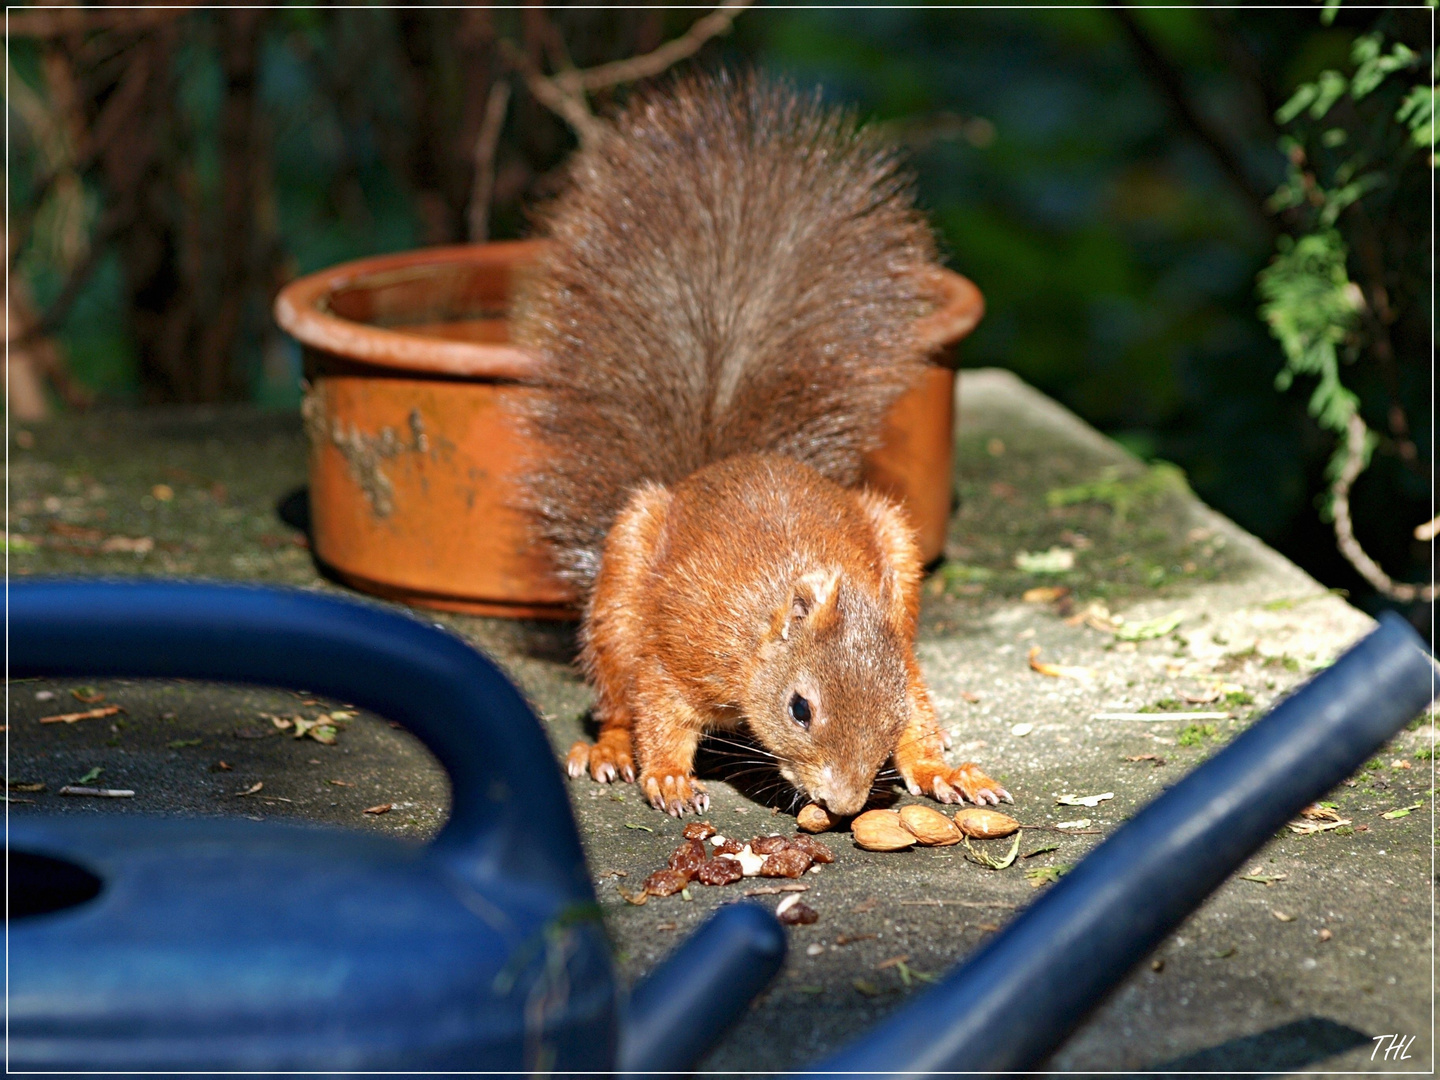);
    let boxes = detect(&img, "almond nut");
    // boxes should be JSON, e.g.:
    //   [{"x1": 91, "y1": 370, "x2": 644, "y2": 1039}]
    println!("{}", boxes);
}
[
  {"x1": 953, "y1": 807, "x2": 1021, "y2": 839},
  {"x1": 898, "y1": 804, "x2": 962, "y2": 846},
  {"x1": 852, "y1": 809, "x2": 917, "y2": 851},
  {"x1": 797, "y1": 803, "x2": 835, "y2": 833}
]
